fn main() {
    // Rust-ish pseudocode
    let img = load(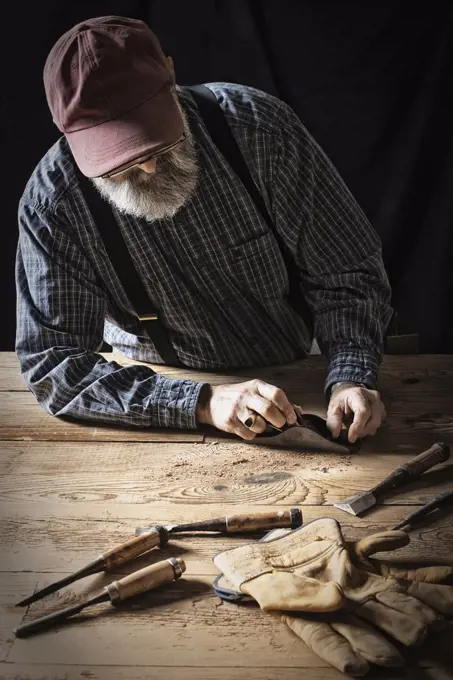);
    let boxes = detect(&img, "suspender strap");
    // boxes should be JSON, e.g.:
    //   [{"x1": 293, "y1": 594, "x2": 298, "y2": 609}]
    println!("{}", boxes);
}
[
  {"x1": 78, "y1": 174, "x2": 182, "y2": 366},
  {"x1": 186, "y1": 85, "x2": 313, "y2": 335}
]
